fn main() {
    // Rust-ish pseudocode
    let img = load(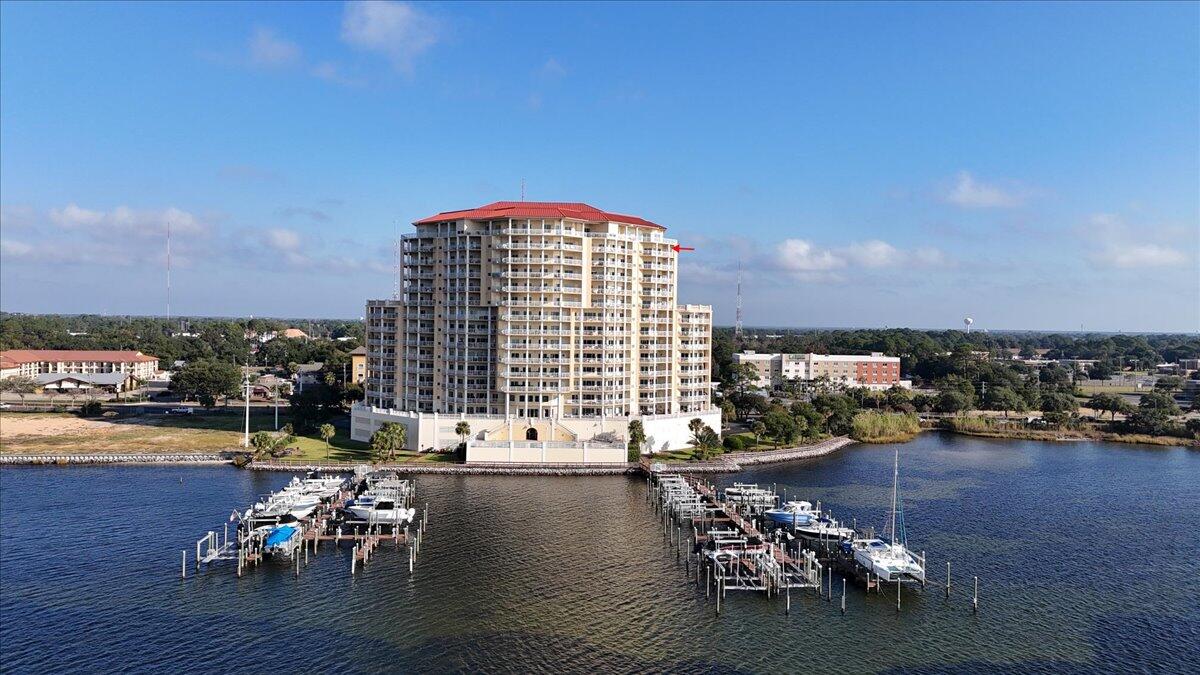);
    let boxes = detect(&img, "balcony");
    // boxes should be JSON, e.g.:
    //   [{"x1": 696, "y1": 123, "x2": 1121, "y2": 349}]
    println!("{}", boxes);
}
[
  {"x1": 501, "y1": 299, "x2": 583, "y2": 308},
  {"x1": 502, "y1": 327, "x2": 571, "y2": 336},
  {"x1": 503, "y1": 341, "x2": 572, "y2": 350},
  {"x1": 498, "y1": 226, "x2": 582, "y2": 237},
  {"x1": 502, "y1": 257, "x2": 584, "y2": 266},
  {"x1": 497, "y1": 241, "x2": 583, "y2": 252}
]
